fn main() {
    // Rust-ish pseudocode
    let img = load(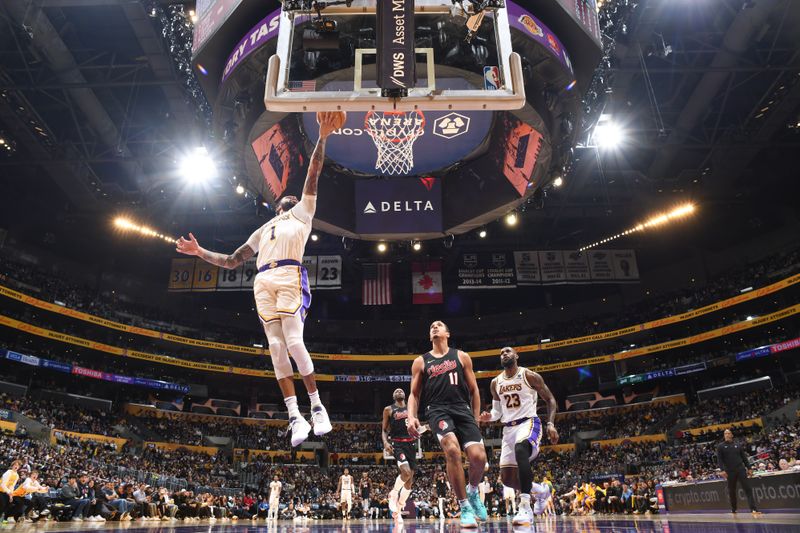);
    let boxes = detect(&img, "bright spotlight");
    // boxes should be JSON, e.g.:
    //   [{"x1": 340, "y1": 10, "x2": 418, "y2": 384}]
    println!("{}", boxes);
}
[
  {"x1": 310, "y1": 234, "x2": 319, "y2": 242},
  {"x1": 505, "y1": 212, "x2": 518, "y2": 226},
  {"x1": 593, "y1": 114, "x2": 625, "y2": 149},
  {"x1": 377, "y1": 242, "x2": 387, "y2": 253},
  {"x1": 478, "y1": 229, "x2": 487, "y2": 238},
  {"x1": 412, "y1": 241, "x2": 422, "y2": 251},
  {"x1": 553, "y1": 176, "x2": 564, "y2": 188},
  {"x1": 180, "y1": 147, "x2": 216, "y2": 184},
  {"x1": 235, "y1": 185, "x2": 245, "y2": 194}
]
